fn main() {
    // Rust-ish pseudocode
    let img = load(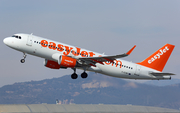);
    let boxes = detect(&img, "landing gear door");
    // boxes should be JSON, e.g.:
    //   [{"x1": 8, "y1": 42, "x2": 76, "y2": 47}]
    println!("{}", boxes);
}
[
  {"x1": 135, "y1": 65, "x2": 141, "y2": 76},
  {"x1": 26, "y1": 35, "x2": 33, "y2": 46}
]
